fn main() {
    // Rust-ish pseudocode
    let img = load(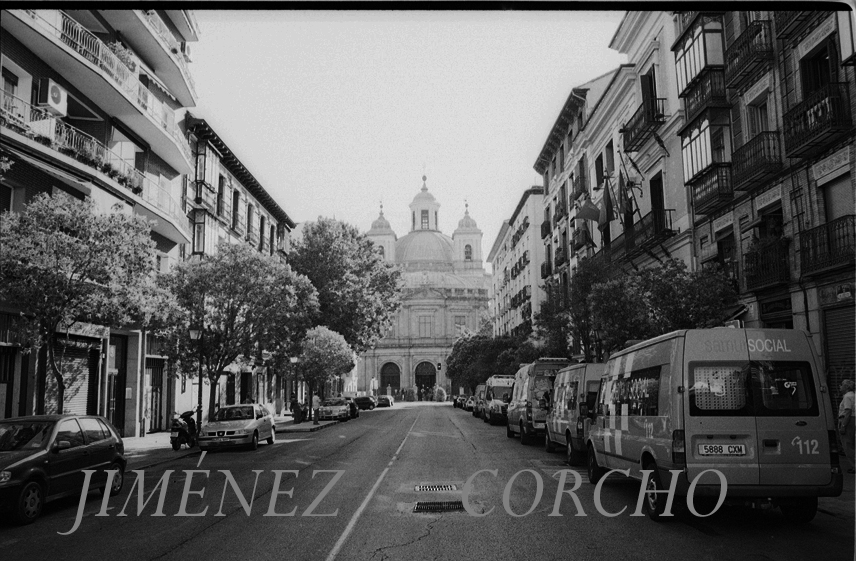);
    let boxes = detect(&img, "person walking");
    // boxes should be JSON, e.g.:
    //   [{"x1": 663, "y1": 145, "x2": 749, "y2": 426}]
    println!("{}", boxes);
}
[
  {"x1": 838, "y1": 379, "x2": 855, "y2": 474},
  {"x1": 312, "y1": 392, "x2": 321, "y2": 425}
]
